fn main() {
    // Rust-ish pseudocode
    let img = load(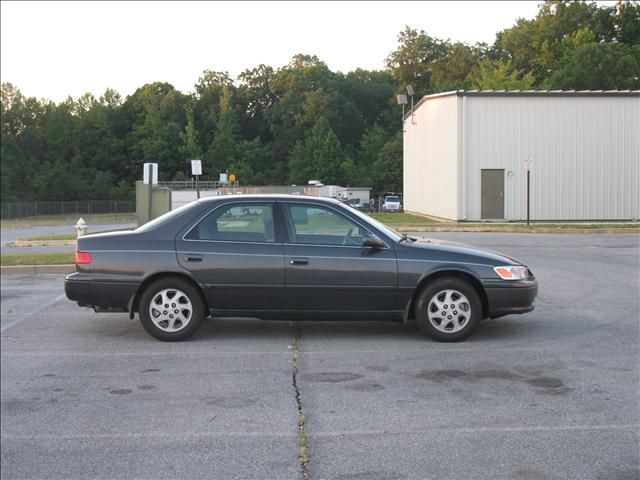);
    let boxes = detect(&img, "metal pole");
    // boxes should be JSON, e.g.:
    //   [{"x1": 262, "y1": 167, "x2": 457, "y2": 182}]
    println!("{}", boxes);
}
[
  {"x1": 411, "y1": 95, "x2": 414, "y2": 124},
  {"x1": 526, "y1": 170, "x2": 530, "y2": 226},
  {"x1": 196, "y1": 175, "x2": 200, "y2": 199},
  {"x1": 147, "y1": 164, "x2": 153, "y2": 222}
]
